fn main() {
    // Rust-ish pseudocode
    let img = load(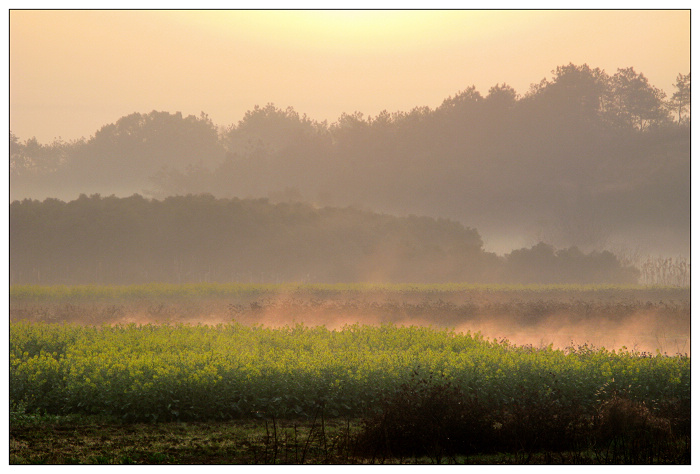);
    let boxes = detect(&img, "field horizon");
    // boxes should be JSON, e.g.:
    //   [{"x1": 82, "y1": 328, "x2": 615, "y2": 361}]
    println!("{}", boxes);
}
[{"x1": 10, "y1": 282, "x2": 690, "y2": 355}]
